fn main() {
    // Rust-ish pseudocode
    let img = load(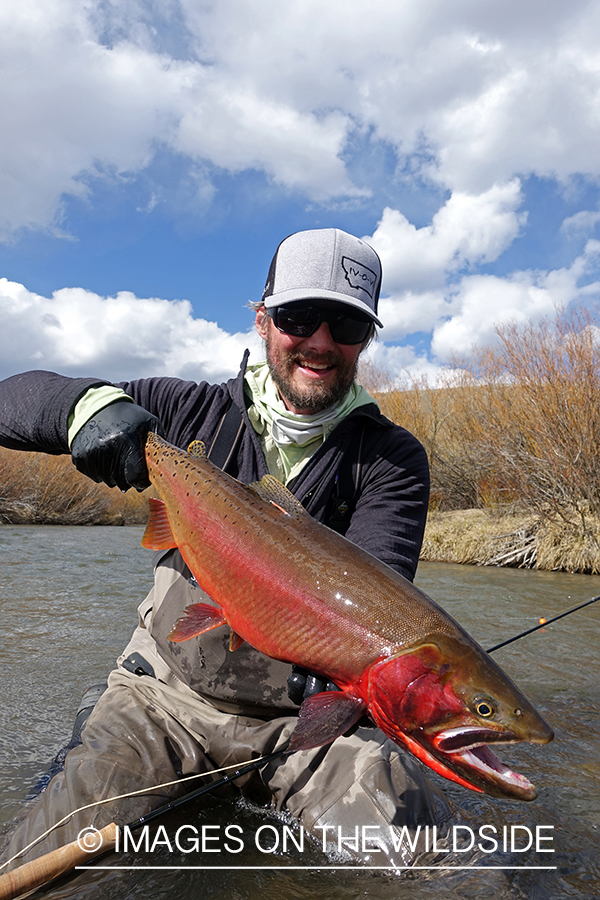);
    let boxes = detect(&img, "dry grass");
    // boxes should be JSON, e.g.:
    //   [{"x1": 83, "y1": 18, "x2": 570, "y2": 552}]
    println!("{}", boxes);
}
[
  {"x1": 422, "y1": 509, "x2": 538, "y2": 567},
  {"x1": 422, "y1": 509, "x2": 600, "y2": 574},
  {"x1": 0, "y1": 446, "x2": 150, "y2": 525}
]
